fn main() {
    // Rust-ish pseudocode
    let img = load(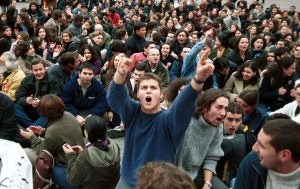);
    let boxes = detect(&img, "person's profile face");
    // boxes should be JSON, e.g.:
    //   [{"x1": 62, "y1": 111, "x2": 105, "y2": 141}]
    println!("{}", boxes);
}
[{"x1": 252, "y1": 129, "x2": 280, "y2": 170}]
